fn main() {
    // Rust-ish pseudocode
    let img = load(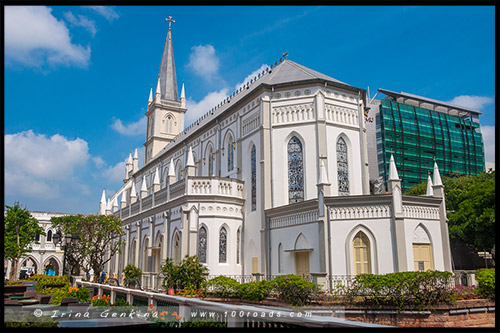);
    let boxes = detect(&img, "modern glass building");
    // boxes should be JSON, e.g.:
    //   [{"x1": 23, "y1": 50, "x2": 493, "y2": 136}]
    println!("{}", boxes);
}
[{"x1": 371, "y1": 89, "x2": 485, "y2": 192}]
